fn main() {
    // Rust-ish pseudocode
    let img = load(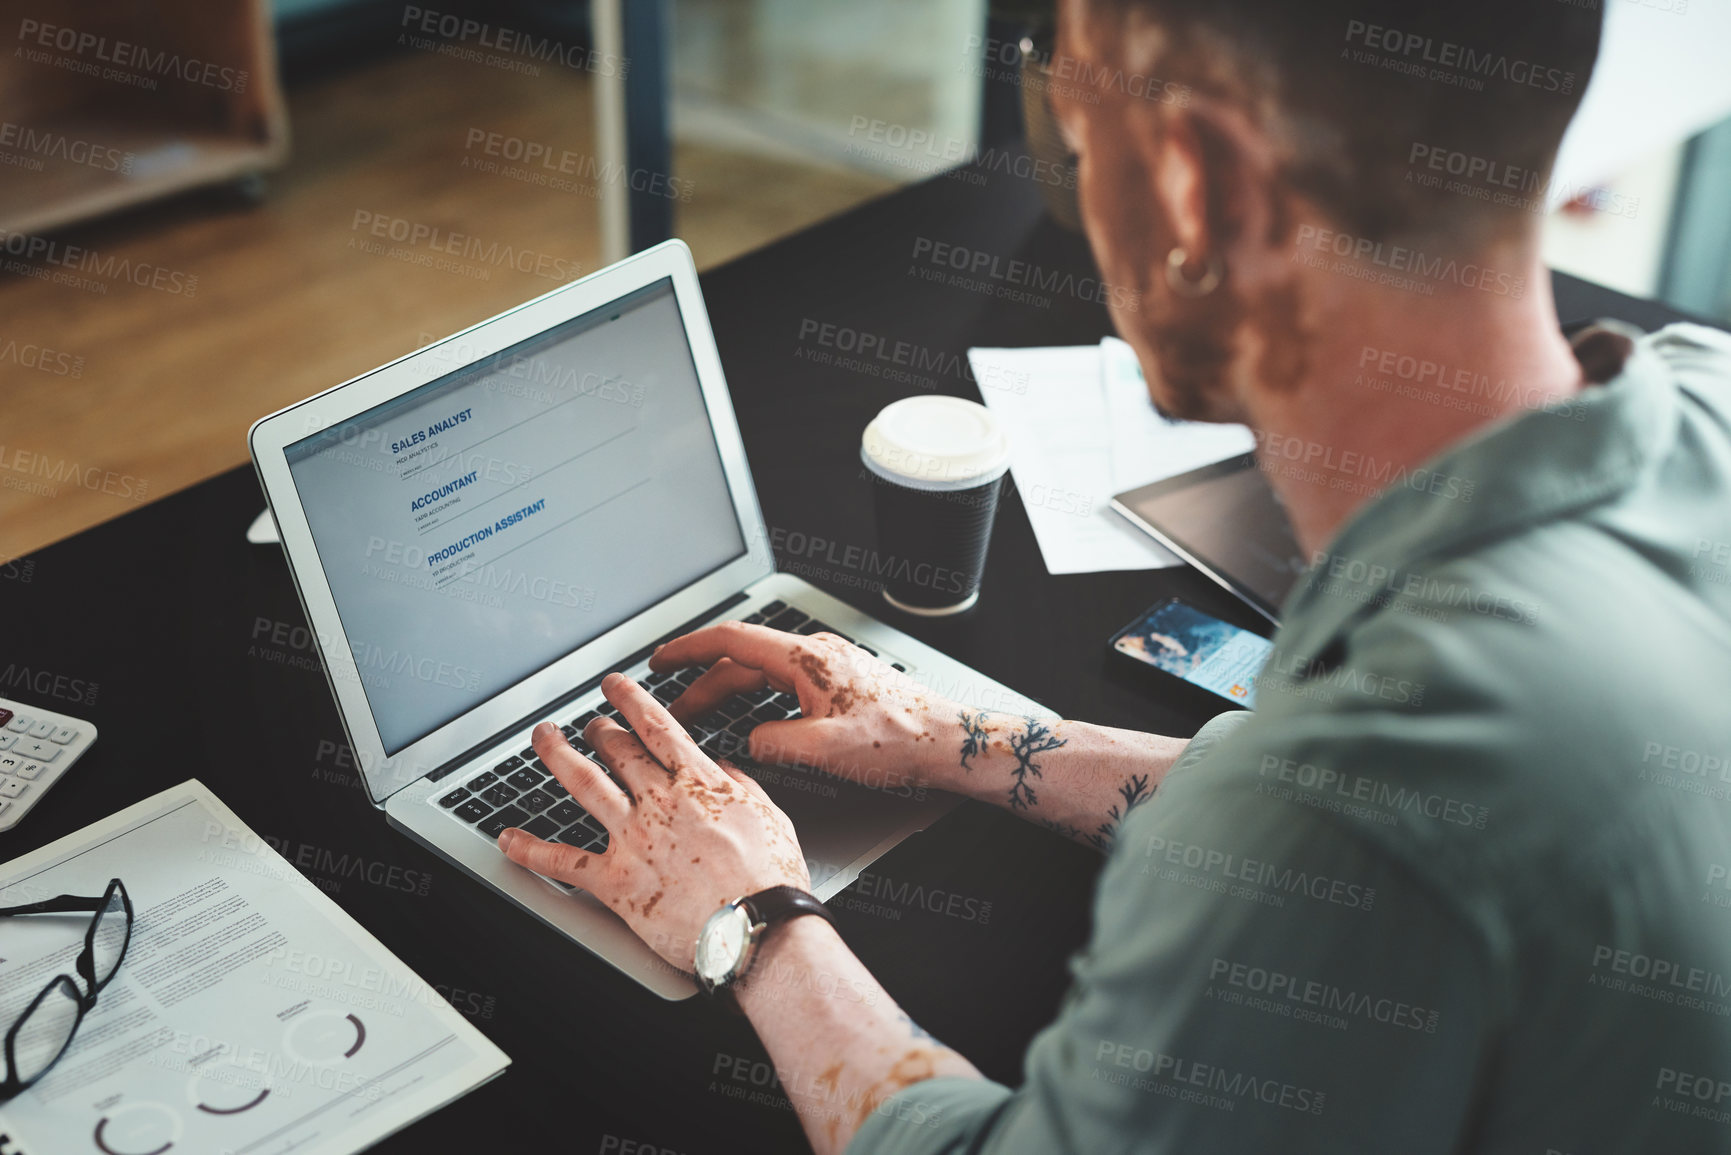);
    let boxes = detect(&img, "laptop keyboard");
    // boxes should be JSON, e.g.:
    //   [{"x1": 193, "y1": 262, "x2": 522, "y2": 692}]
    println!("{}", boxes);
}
[{"x1": 432, "y1": 599, "x2": 907, "y2": 859}]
